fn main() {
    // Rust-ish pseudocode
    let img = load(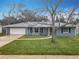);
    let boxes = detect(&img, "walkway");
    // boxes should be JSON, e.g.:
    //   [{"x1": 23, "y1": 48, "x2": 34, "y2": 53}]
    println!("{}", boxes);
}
[
  {"x1": 17, "y1": 36, "x2": 52, "y2": 40},
  {"x1": 0, "y1": 35, "x2": 23, "y2": 47},
  {"x1": 0, "y1": 55, "x2": 79, "y2": 59}
]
